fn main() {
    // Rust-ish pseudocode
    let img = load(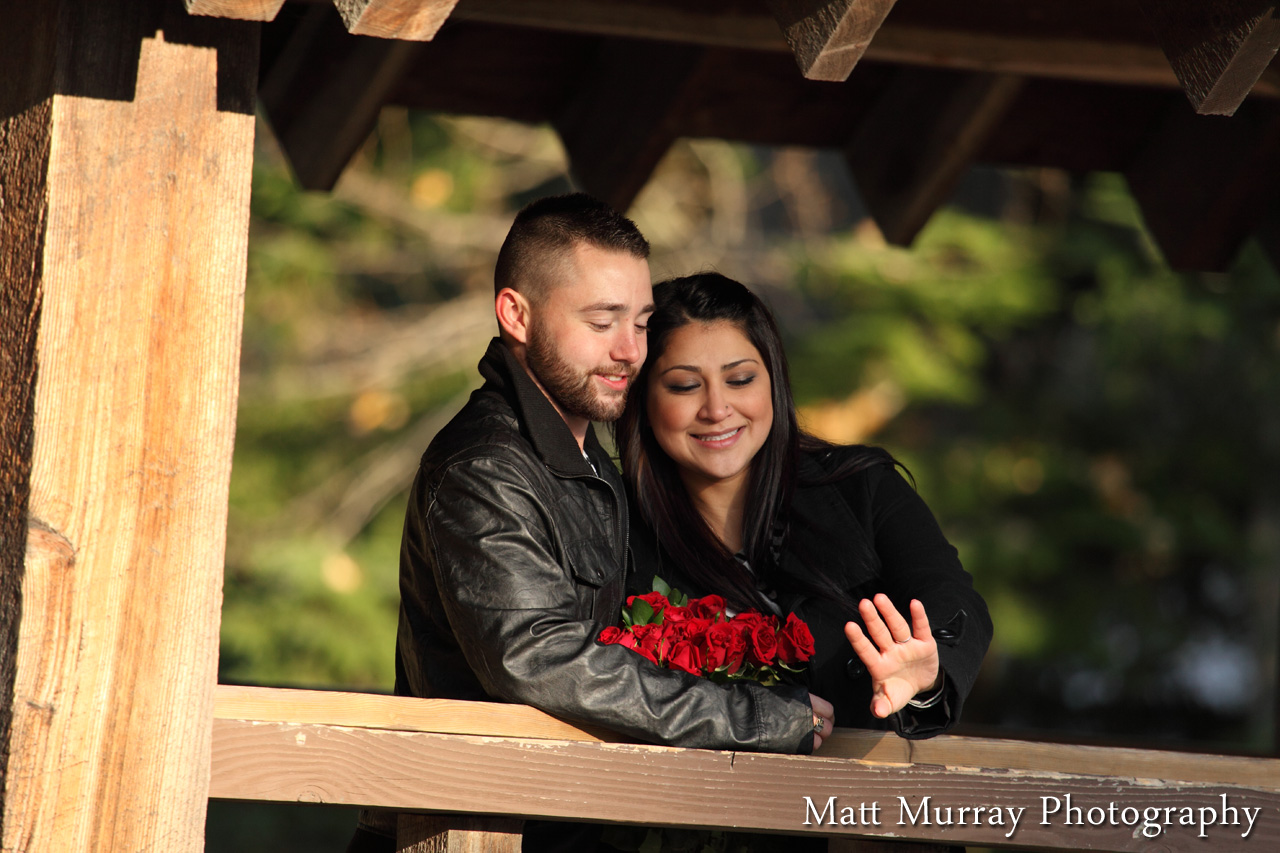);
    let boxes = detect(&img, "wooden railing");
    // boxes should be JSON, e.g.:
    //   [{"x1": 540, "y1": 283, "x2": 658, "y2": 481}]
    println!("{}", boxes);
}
[{"x1": 210, "y1": 685, "x2": 1280, "y2": 852}]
